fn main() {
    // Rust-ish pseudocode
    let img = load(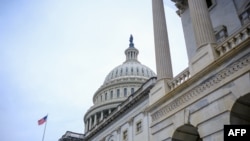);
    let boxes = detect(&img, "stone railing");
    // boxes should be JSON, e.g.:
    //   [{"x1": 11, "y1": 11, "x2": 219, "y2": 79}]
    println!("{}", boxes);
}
[
  {"x1": 167, "y1": 68, "x2": 191, "y2": 90},
  {"x1": 216, "y1": 22, "x2": 250, "y2": 57}
]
